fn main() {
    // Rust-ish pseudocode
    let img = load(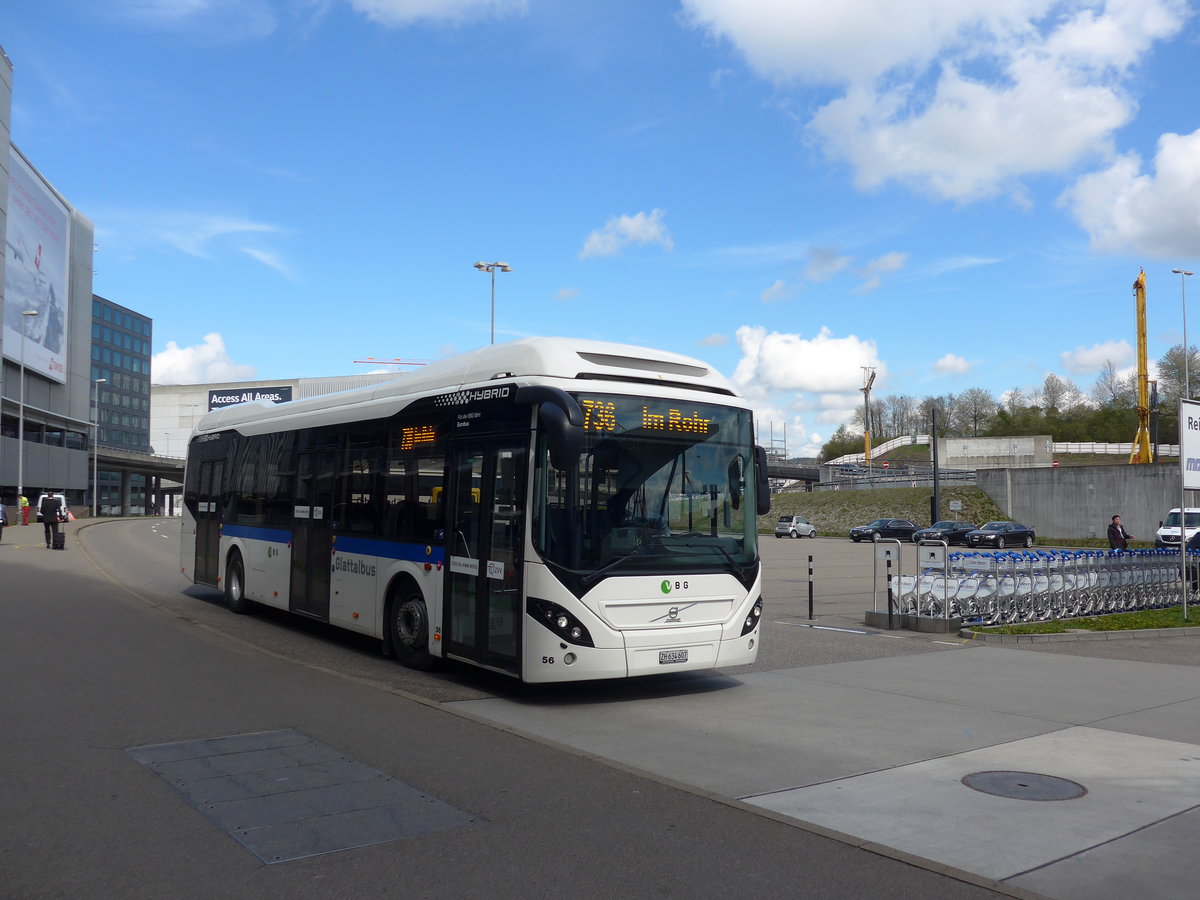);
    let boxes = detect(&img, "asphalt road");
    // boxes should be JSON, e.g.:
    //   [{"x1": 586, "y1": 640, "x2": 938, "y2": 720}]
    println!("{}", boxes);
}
[{"x1": 1, "y1": 519, "x2": 1018, "y2": 899}]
